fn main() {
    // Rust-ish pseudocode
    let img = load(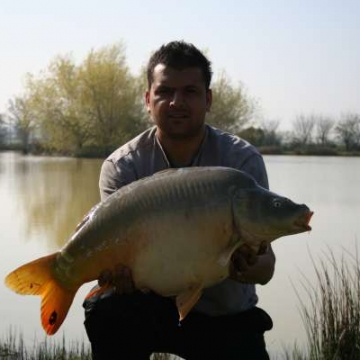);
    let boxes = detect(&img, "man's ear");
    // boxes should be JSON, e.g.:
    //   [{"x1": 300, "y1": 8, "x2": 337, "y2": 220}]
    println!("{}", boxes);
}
[
  {"x1": 145, "y1": 91, "x2": 151, "y2": 113},
  {"x1": 206, "y1": 89, "x2": 212, "y2": 112}
]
